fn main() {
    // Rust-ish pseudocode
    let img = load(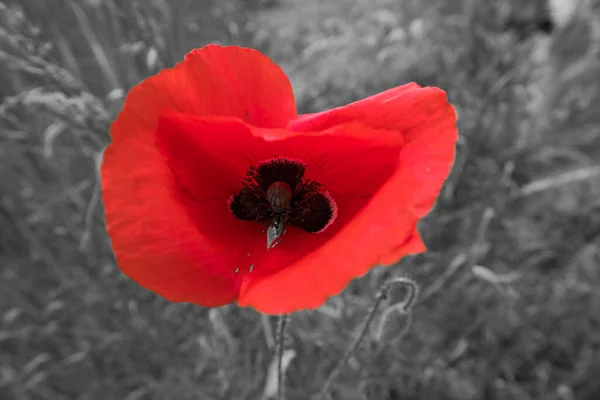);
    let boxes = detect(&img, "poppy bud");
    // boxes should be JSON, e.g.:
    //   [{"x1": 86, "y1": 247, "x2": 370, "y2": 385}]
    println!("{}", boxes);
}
[
  {"x1": 373, "y1": 303, "x2": 413, "y2": 344},
  {"x1": 384, "y1": 276, "x2": 419, "y2": 311},
  {"x1": 371, "y1": 276, "x2": 418, "y2": 344}
]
